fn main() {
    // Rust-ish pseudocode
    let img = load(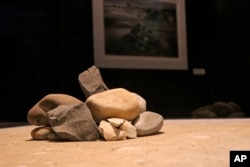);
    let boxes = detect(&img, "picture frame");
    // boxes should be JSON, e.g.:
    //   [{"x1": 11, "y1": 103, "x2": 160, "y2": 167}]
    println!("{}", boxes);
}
[{"x1": 92, "y1": 0, "x2": 188, "y2": 70}]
